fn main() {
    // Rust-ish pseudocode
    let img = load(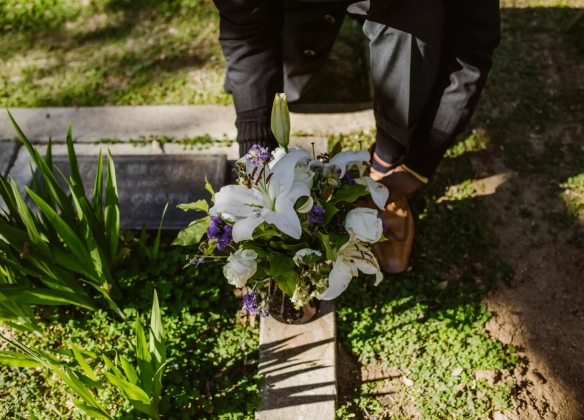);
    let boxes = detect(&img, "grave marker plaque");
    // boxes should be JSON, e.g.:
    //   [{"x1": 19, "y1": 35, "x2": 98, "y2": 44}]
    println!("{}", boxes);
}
[{"x1": 33, "y1": 155, "x2": 227, "y2": 230}]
